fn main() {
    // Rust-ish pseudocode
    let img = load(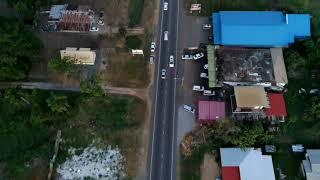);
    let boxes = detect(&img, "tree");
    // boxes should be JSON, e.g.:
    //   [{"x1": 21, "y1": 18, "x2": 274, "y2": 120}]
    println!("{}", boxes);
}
[
  {"x1": 46, "y1": 93, "x2": 70, "y2": 113},
  {"x1": 48, "y1": 56, "x2": 79, "y2": 76},
  {"x1": 0, "y1": 18, "x2": 42, "y2": 80},
  {"x1": 125, "y1": 36, "x2": 142, "y2": 49},
  {"x1": 80, "y1": 75, "x2": 105, "y2": 97},
  {"x1": 118, "y1": 25, "x2": 127, "y2": 37},
  {"x1": 231, "y1": 123, "x2": 272, "y2": 148}
]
